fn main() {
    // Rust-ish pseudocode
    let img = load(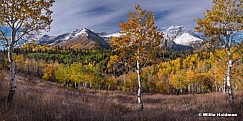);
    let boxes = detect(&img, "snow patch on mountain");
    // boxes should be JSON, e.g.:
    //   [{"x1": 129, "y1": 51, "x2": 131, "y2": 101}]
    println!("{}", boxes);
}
[
  {"x1": 74, "y1": 28, "x2": 89, "y2": 37},
  {"x1": 102, "y1": 32, "x2": 123, "y2": 38},
  {"x1": 161, "y1": 25, "x2": 203, "y2": 47},
  {"x1": 64, "y1": 35, "x2": 71, "y2": 41},
  {"x1": 163, "y1": 25, "x2": 199, "y2": 40},
  {"x1": 38, "y1": 28, "x2": 109, "y2": 49},
  {"x1": 38, "y1": 28, "x2": 92, "y2": 45},
  {"x1": 100, "y1": 32, "x2": 124, "y2": 43},
  {"x1": 173, "y1": 33, "x2": 203, "y2": 46},
  {"x1": 37, "y1": 34, "x2": 56, "y2": 45},
  {"x1": 38, "y1": 25, "x2": 204, "y2": 50}
]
